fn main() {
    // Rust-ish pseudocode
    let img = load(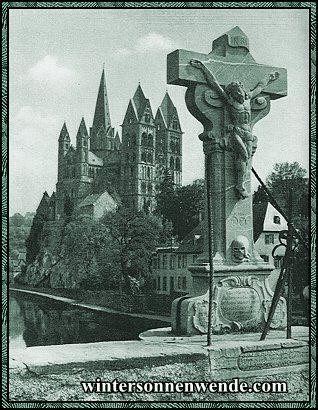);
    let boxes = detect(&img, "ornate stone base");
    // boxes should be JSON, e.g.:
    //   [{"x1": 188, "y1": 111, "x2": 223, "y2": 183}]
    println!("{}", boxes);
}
[{"x1": 171, "y1": 268, "x2": 286, "y2": 336}]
